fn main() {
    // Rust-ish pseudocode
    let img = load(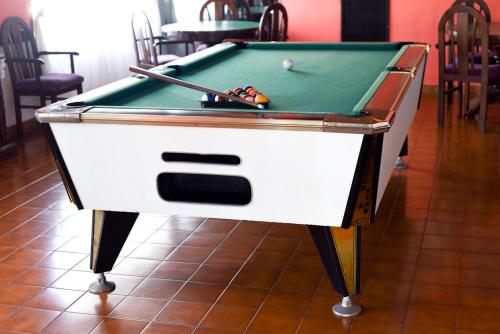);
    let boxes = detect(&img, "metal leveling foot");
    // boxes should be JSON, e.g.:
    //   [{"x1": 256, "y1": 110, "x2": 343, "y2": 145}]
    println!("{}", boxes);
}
[
  {"x1": 89, "y1": 273, "x2": 115, "y2": 294},
  {"x1": 332, "y1": 296, "x2": 362, "y2": 317},
  {"x1": 394, "y1": 156, "x2": 408, "y2": 170}
]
